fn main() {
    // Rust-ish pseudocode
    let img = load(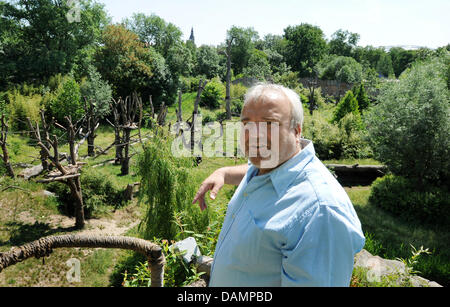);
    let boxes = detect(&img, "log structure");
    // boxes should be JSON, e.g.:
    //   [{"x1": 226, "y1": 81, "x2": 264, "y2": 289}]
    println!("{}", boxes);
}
[{"x1": 0, "y1": 114, "x2": 14, "y2": 178}]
